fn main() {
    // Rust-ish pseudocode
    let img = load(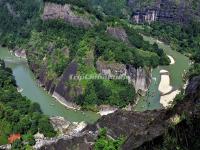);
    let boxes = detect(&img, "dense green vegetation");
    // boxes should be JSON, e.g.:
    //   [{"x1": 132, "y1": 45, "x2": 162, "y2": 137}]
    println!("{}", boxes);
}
[
  {"x1": 27, "y1": 19, "x2": 86, "y2": 78},
  {"x1": 75, "y1": 79, "x2": 136, "y2": 108},
  {"x1": 94, "y1": 128, "x2": 124, "y2": 150},
  {"x1": 95, "y1": 31, "x2": 162, "y2": 68},
  {"x1": 150, "y1": 21, "x2": 200, "y2": 53},
  {"x1": 149, "y1": 21, "x2": 200, "y2": 79},
  {"x1": 1, "y1": 0, "x2": 200, "y2": 149},
  {"x1": 124, "y1": 26, "x2": 170, "y2": 65},
  {"x1": 0, "y1": 0, "x2": 170, "y2": 109},
  {"x1": 0, "y1": 60, "x2": 56, "y2": 146},
  {"x1": 0, "y1": 0, "x2": 41, "y2": 48},
  {"x1": 44, "y1": 0, "x2": 129, "y2": 18}
]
